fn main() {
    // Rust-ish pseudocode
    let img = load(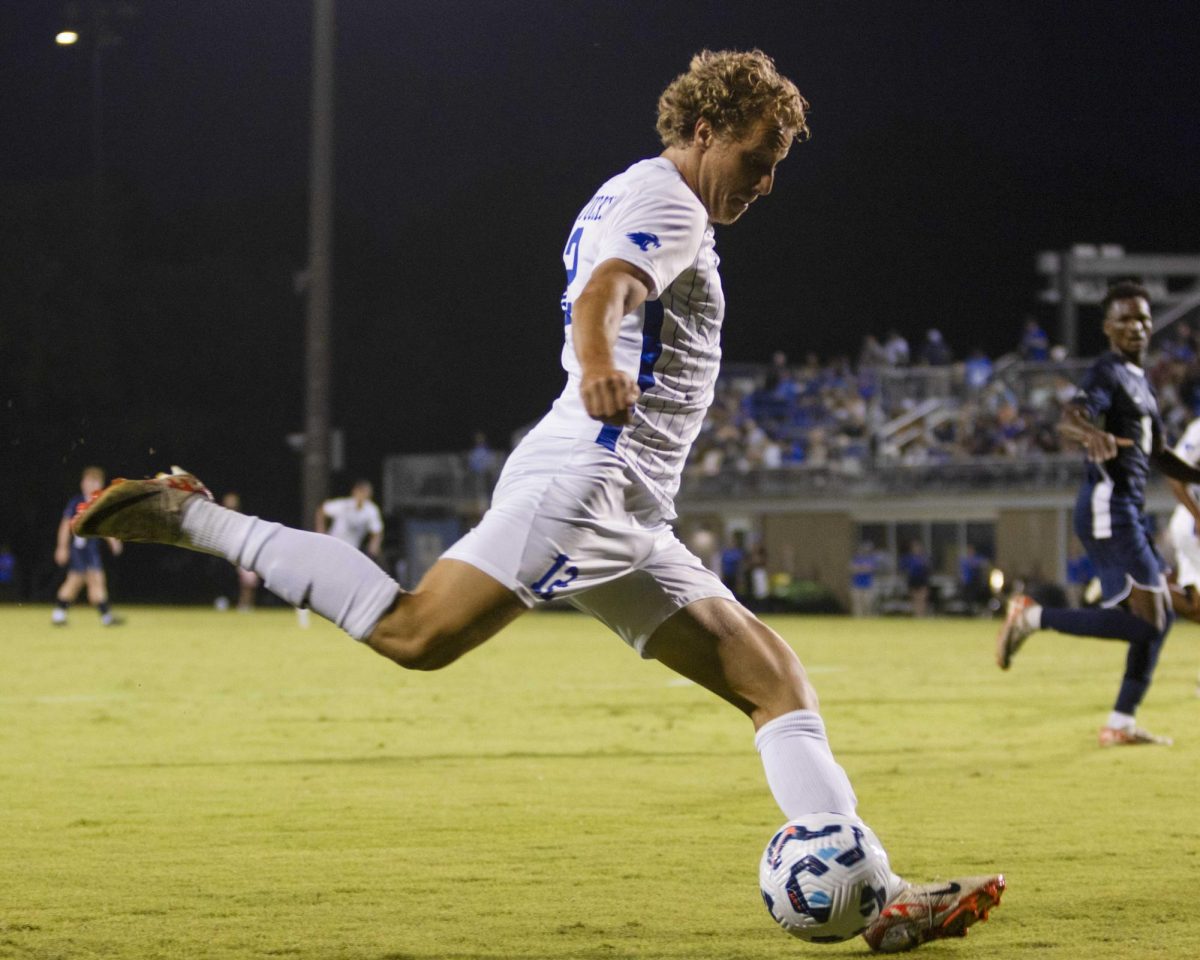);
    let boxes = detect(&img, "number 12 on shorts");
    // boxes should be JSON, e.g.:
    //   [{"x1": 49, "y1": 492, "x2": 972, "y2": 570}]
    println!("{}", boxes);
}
[{"x1": 531, "y1": 553, "x2": 579, "y2": 600}]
